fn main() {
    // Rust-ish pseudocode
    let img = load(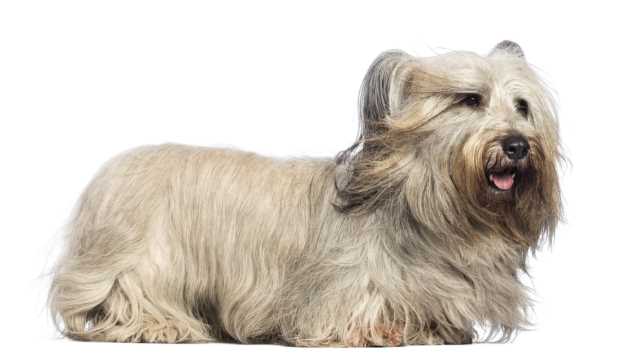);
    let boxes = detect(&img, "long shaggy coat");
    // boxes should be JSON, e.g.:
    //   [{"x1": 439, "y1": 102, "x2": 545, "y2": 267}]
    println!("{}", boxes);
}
[{"x1": 49, "y1": 41, "x2": 561, "y2": 346}]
